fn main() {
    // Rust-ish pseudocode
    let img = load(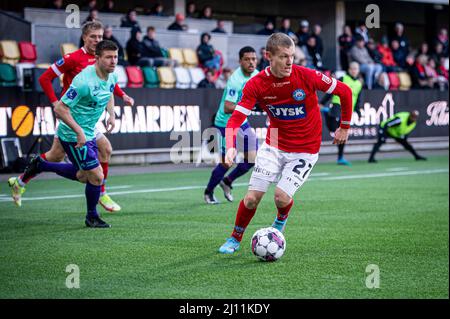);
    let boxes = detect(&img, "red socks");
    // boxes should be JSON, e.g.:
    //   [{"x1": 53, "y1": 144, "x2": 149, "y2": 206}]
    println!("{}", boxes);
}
[
  {"x1": 231, "y1": 200, "x2": 257, "y2": 242},
  {"x1": 276, "y1": 200, "x2": 294, "y2": 221},
  {"x1": 100, "y1": 162, "x2": 109, "y2": 195}
]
